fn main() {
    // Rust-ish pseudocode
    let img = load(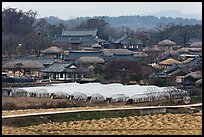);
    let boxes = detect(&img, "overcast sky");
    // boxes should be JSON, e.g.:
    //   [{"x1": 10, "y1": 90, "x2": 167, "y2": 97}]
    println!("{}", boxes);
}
[{"x1": 2, "y1": 2, "x2": 202, "y2": 20}]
